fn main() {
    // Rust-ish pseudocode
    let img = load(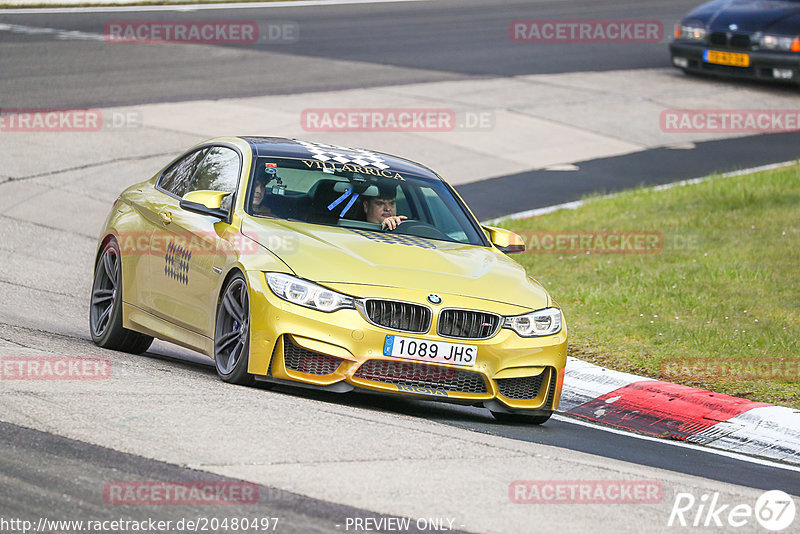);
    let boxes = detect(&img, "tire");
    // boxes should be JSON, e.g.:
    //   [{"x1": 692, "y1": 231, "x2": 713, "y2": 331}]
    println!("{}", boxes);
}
[
  {"x1": 214, "y1": 273, "x2": 255, "y2": 386},
  {"x1": 491, "y1": 411, "x2": 552, "y2": 425},
  {"x1": 90, "y1": 238, "x2": 153, "y2": 354}
]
